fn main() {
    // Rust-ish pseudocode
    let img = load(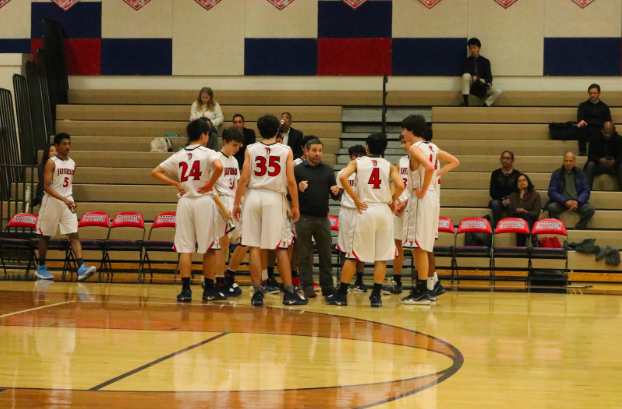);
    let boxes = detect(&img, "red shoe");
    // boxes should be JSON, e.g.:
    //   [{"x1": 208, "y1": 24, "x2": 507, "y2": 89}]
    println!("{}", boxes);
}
[
  {"x1": 313, "y1": 283, "x2": 321, "y2": 292},
  {"x1": 292, "y1": 277, "x2": 300, "y2": 287}
]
